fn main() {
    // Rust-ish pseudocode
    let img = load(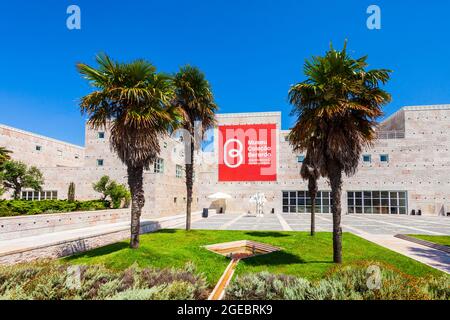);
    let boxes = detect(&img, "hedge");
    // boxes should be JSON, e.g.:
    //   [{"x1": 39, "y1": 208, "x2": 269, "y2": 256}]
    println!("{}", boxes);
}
[{"x1": 0, "y1": 199, "x2": 111, "y2": 217}]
